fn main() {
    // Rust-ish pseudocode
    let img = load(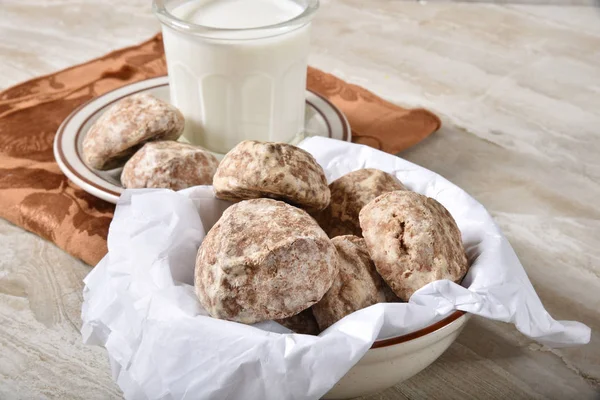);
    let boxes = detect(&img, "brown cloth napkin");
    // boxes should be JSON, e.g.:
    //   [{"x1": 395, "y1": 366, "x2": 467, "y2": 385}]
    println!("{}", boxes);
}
[{"x1": 0, "y1": 34, "x2": 440, "y2": 266}]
